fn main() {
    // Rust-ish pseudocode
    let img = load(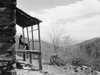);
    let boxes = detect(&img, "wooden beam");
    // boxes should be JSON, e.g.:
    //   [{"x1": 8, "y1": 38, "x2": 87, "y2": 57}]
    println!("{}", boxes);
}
[{"x1": 16, "y1": 50, "x2": 41, "y2": 54}]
